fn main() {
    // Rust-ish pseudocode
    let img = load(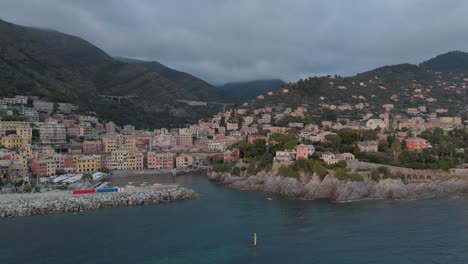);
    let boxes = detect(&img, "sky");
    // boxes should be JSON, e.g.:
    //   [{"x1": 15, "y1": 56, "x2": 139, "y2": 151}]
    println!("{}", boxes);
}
[{"x1": 1, "y1": 0, "x2": 468, "y2": 84}]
